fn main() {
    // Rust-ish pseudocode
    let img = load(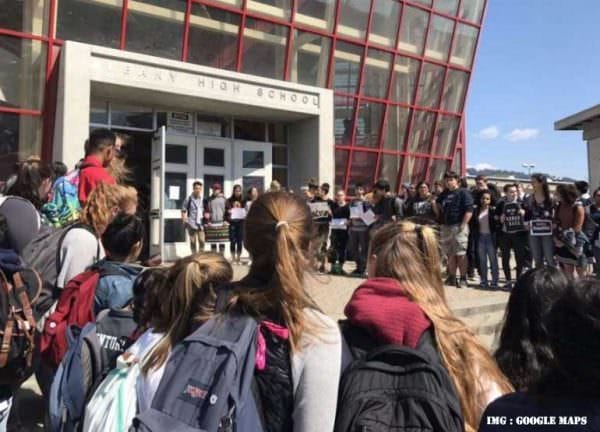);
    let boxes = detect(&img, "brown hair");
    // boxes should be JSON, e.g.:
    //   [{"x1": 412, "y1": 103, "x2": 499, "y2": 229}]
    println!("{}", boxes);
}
[
  {"x1": 7, "y1": 156, "x2": 54, "y2": 209},
  {"x1": 228, "y1": 191, "x2": 321, "y2": 351},
  {"x1": 142, "y1": 253, "x2": 233, "y2": 374},
  {"x1": 369, "y1": 222, "x2": 513, "y2": 431},
  {"x1": 80, "y1": 183, "x2": 138, "y2": 235}
]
